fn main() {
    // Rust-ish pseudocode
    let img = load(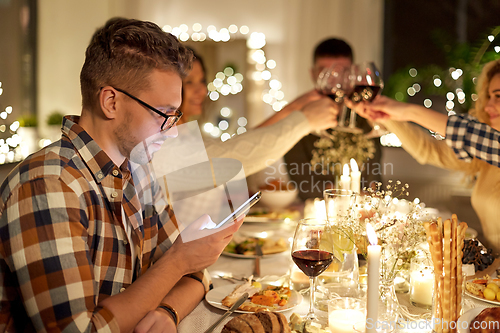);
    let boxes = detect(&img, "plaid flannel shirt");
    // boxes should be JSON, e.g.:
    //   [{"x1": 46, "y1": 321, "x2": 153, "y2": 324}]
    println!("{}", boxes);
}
[
  {"x1": 0, "y1": 116, "x2": 211, "y2": 332},
  {"x1": 446, "y1": 114, "x2": 500, "y2": 168}
]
